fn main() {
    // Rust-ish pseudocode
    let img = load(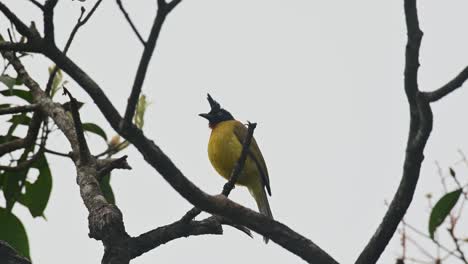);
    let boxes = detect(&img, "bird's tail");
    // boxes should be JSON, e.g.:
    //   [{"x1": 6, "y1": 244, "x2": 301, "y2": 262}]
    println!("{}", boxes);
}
[{"x1": 249, "y1": 183, "x2": 273, "y2": 243}]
